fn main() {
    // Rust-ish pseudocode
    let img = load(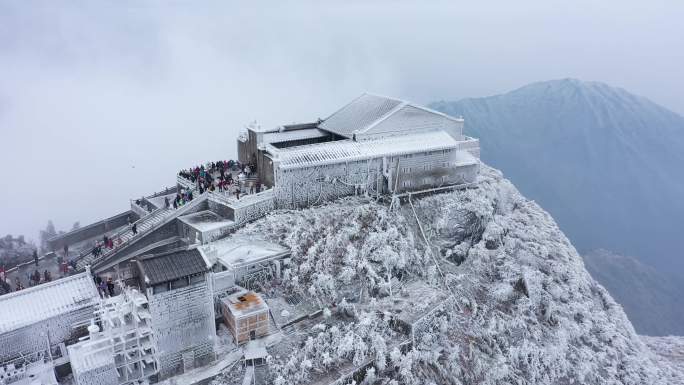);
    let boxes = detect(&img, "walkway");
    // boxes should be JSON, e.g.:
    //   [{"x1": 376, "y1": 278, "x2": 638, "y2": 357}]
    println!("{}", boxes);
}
[{"x1": 74, "y1": 207, "x2": 176, "y2": 271}]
